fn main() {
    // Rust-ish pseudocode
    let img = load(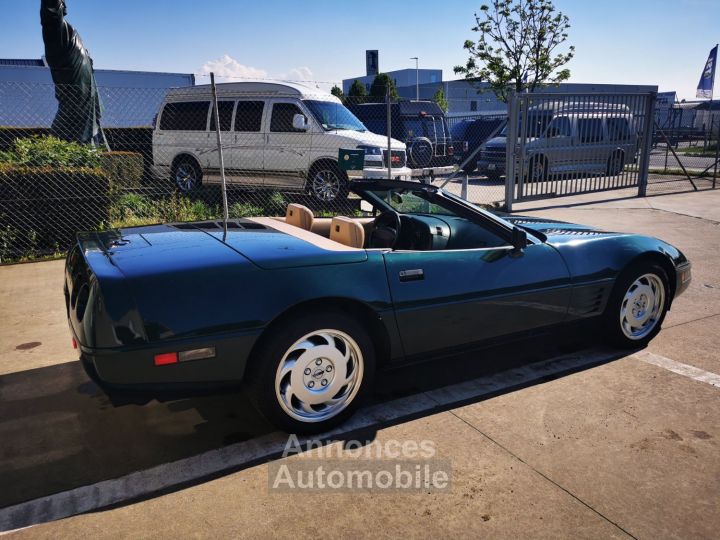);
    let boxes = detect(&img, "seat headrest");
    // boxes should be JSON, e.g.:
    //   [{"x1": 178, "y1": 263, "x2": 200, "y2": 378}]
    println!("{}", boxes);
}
[
  {"x1": 330, "y1": 216, "x2": 365, "y2": 249},
  {"x1": 285, "y1": 204, "x2": 314, "y2": 230}
]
